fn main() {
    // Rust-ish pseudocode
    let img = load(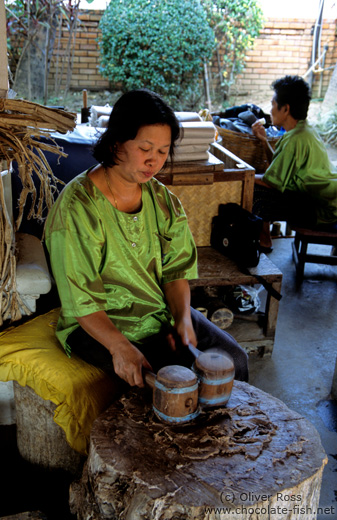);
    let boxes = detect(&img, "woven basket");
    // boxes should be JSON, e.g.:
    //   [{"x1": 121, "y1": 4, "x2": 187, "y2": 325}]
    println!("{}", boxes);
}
[
  {"x1": 170, "y1": 181, "x2": 242, "y2": 247},
  {"x1": 215, "y1": 125, "x2": 279, "y2": 173}
]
